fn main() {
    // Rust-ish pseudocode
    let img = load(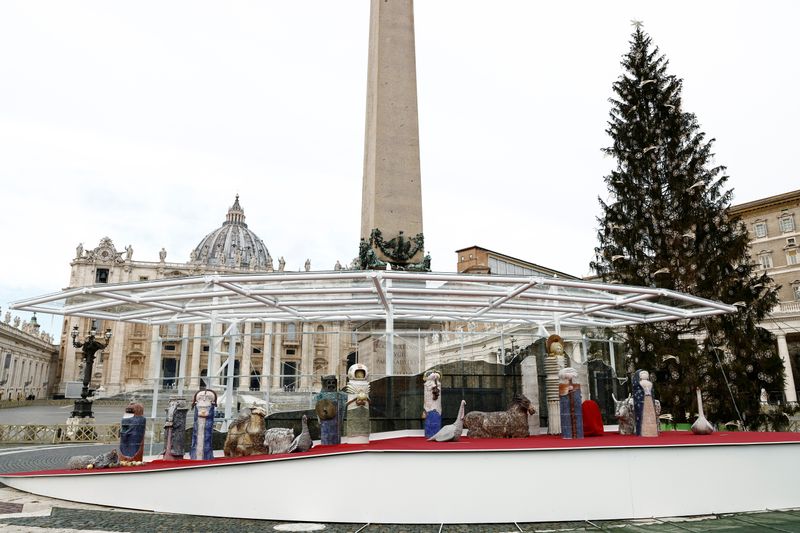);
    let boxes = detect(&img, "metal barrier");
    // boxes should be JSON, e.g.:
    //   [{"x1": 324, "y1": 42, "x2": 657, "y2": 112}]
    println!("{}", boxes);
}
[{"x1": 0, "y1": 423, "x2": 122, "y2": 444}]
